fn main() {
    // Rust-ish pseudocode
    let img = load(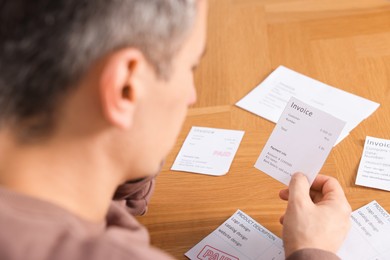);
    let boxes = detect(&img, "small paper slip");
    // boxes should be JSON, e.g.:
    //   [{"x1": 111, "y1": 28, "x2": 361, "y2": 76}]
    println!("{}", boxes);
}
[
  {"x1": 338, "y1": 201, "x2": 390, "y2": 260},
  {"x1": 185, "y1": 210, "x2": 285, "y2": 260},
  {"x1": 171, "y1": 126, "x2": 245, "y2": 176},
  {"x1": 255, "y1": 97, "x2": 345, "y2": 185},
  {"x1": 236, "y1": 65, "x2": 379, "y2": 144},
  {"x1": 355, "y1": 136, "x2": 390, "y2": 191}
]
